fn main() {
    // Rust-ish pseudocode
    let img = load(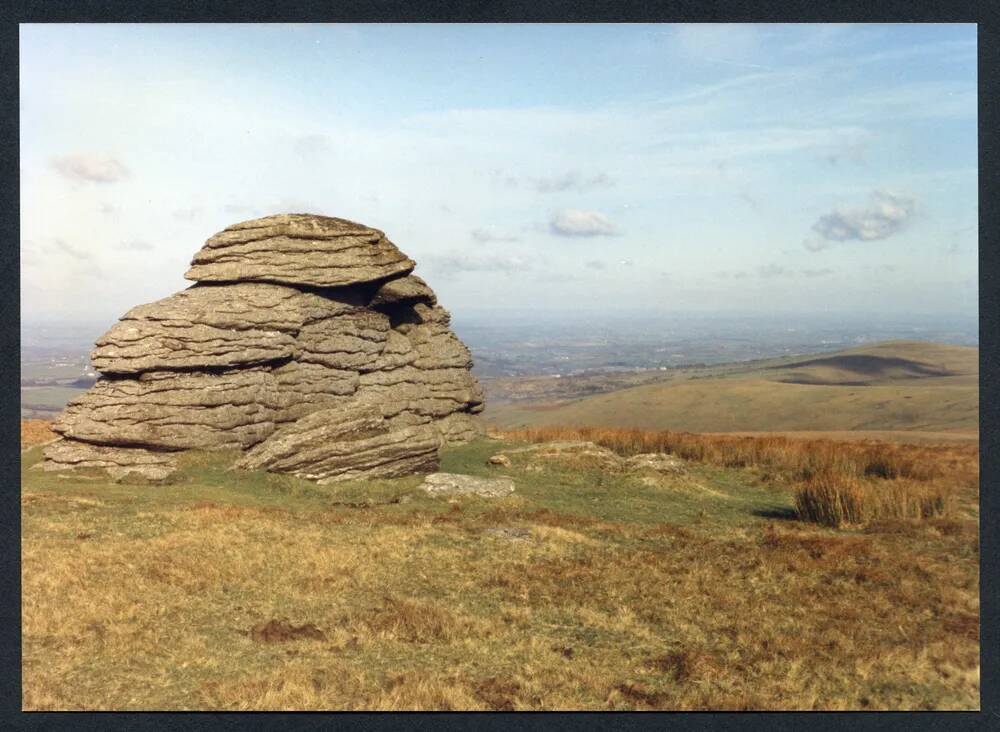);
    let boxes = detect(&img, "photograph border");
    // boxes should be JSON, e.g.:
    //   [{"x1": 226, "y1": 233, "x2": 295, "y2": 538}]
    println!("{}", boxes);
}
[{"x1": 3, "y1": 1, "x2": 996, "y2": 729}]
